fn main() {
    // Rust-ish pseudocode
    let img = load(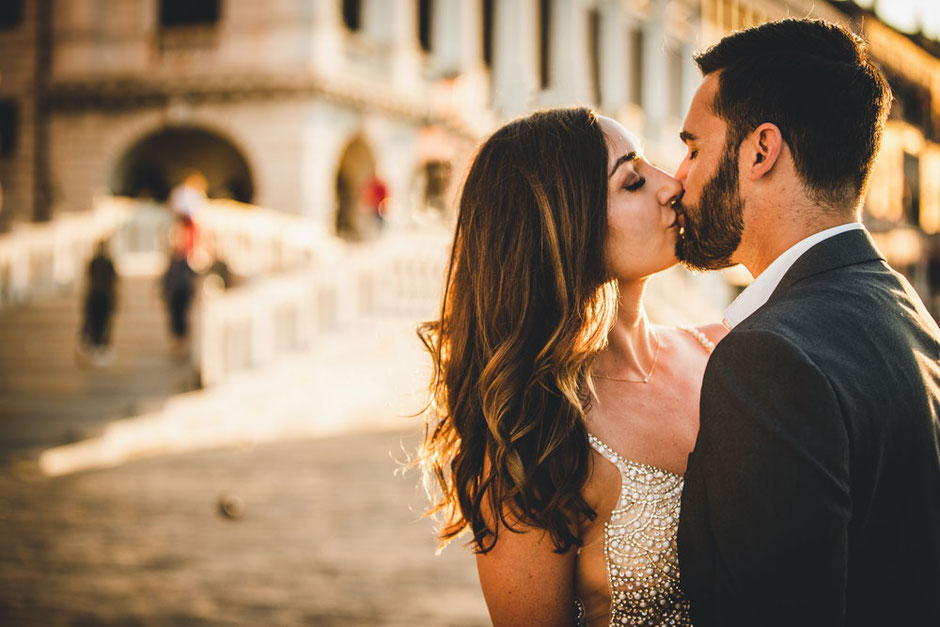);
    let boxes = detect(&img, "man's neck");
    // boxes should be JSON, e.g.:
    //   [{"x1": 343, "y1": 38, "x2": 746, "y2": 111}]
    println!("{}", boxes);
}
[{"x1": 738, "y1": 209, "x2": 859, "y2": 278}]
